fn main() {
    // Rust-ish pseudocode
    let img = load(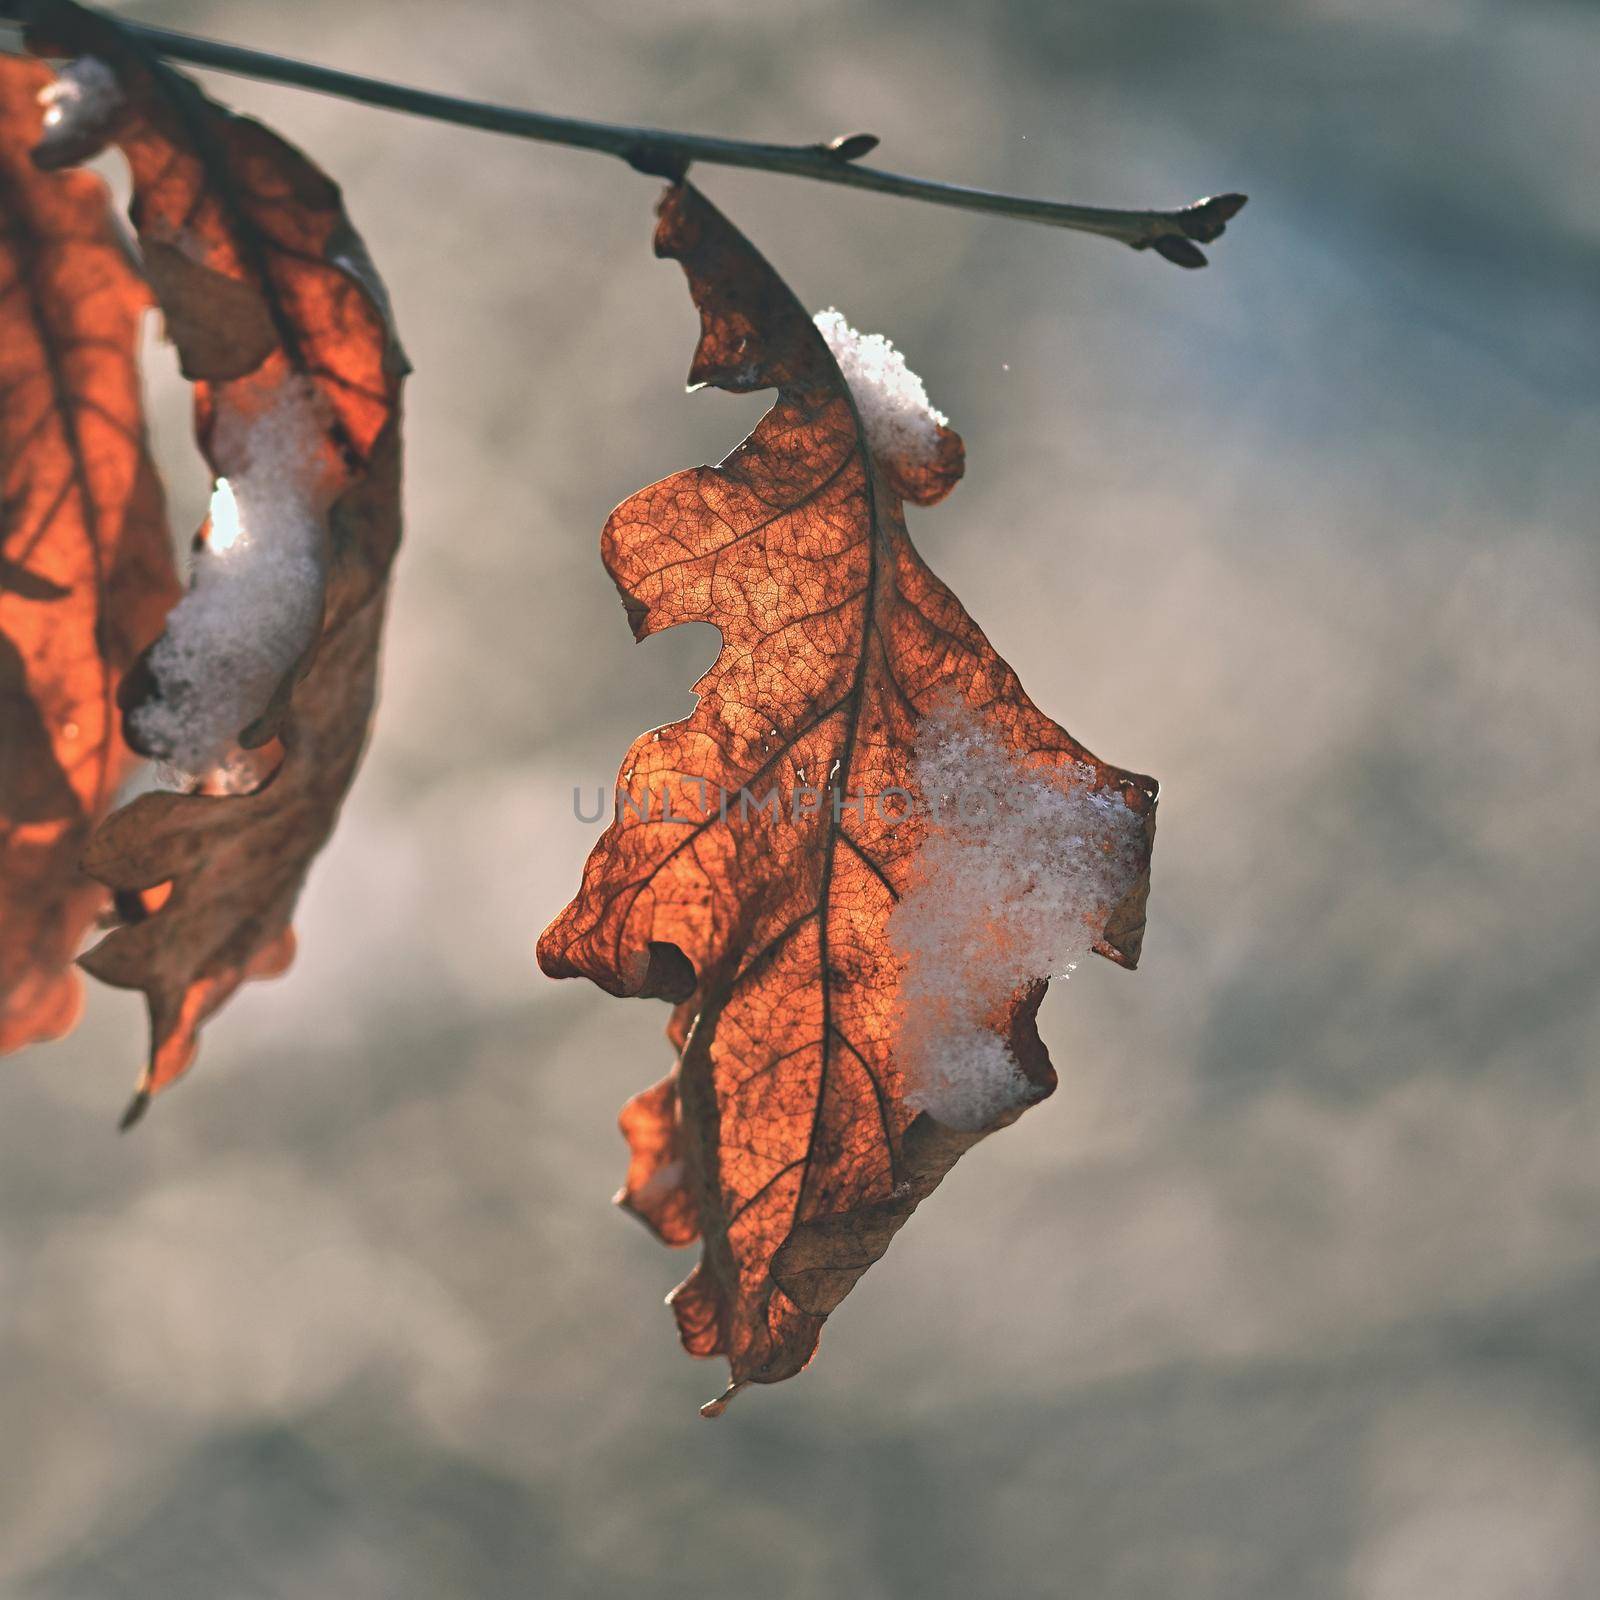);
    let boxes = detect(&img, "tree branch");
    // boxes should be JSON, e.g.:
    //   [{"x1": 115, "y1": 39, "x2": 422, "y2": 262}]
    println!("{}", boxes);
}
[{"x1": 3, "y1": 4, "x2": 1246, "y2": 266}]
